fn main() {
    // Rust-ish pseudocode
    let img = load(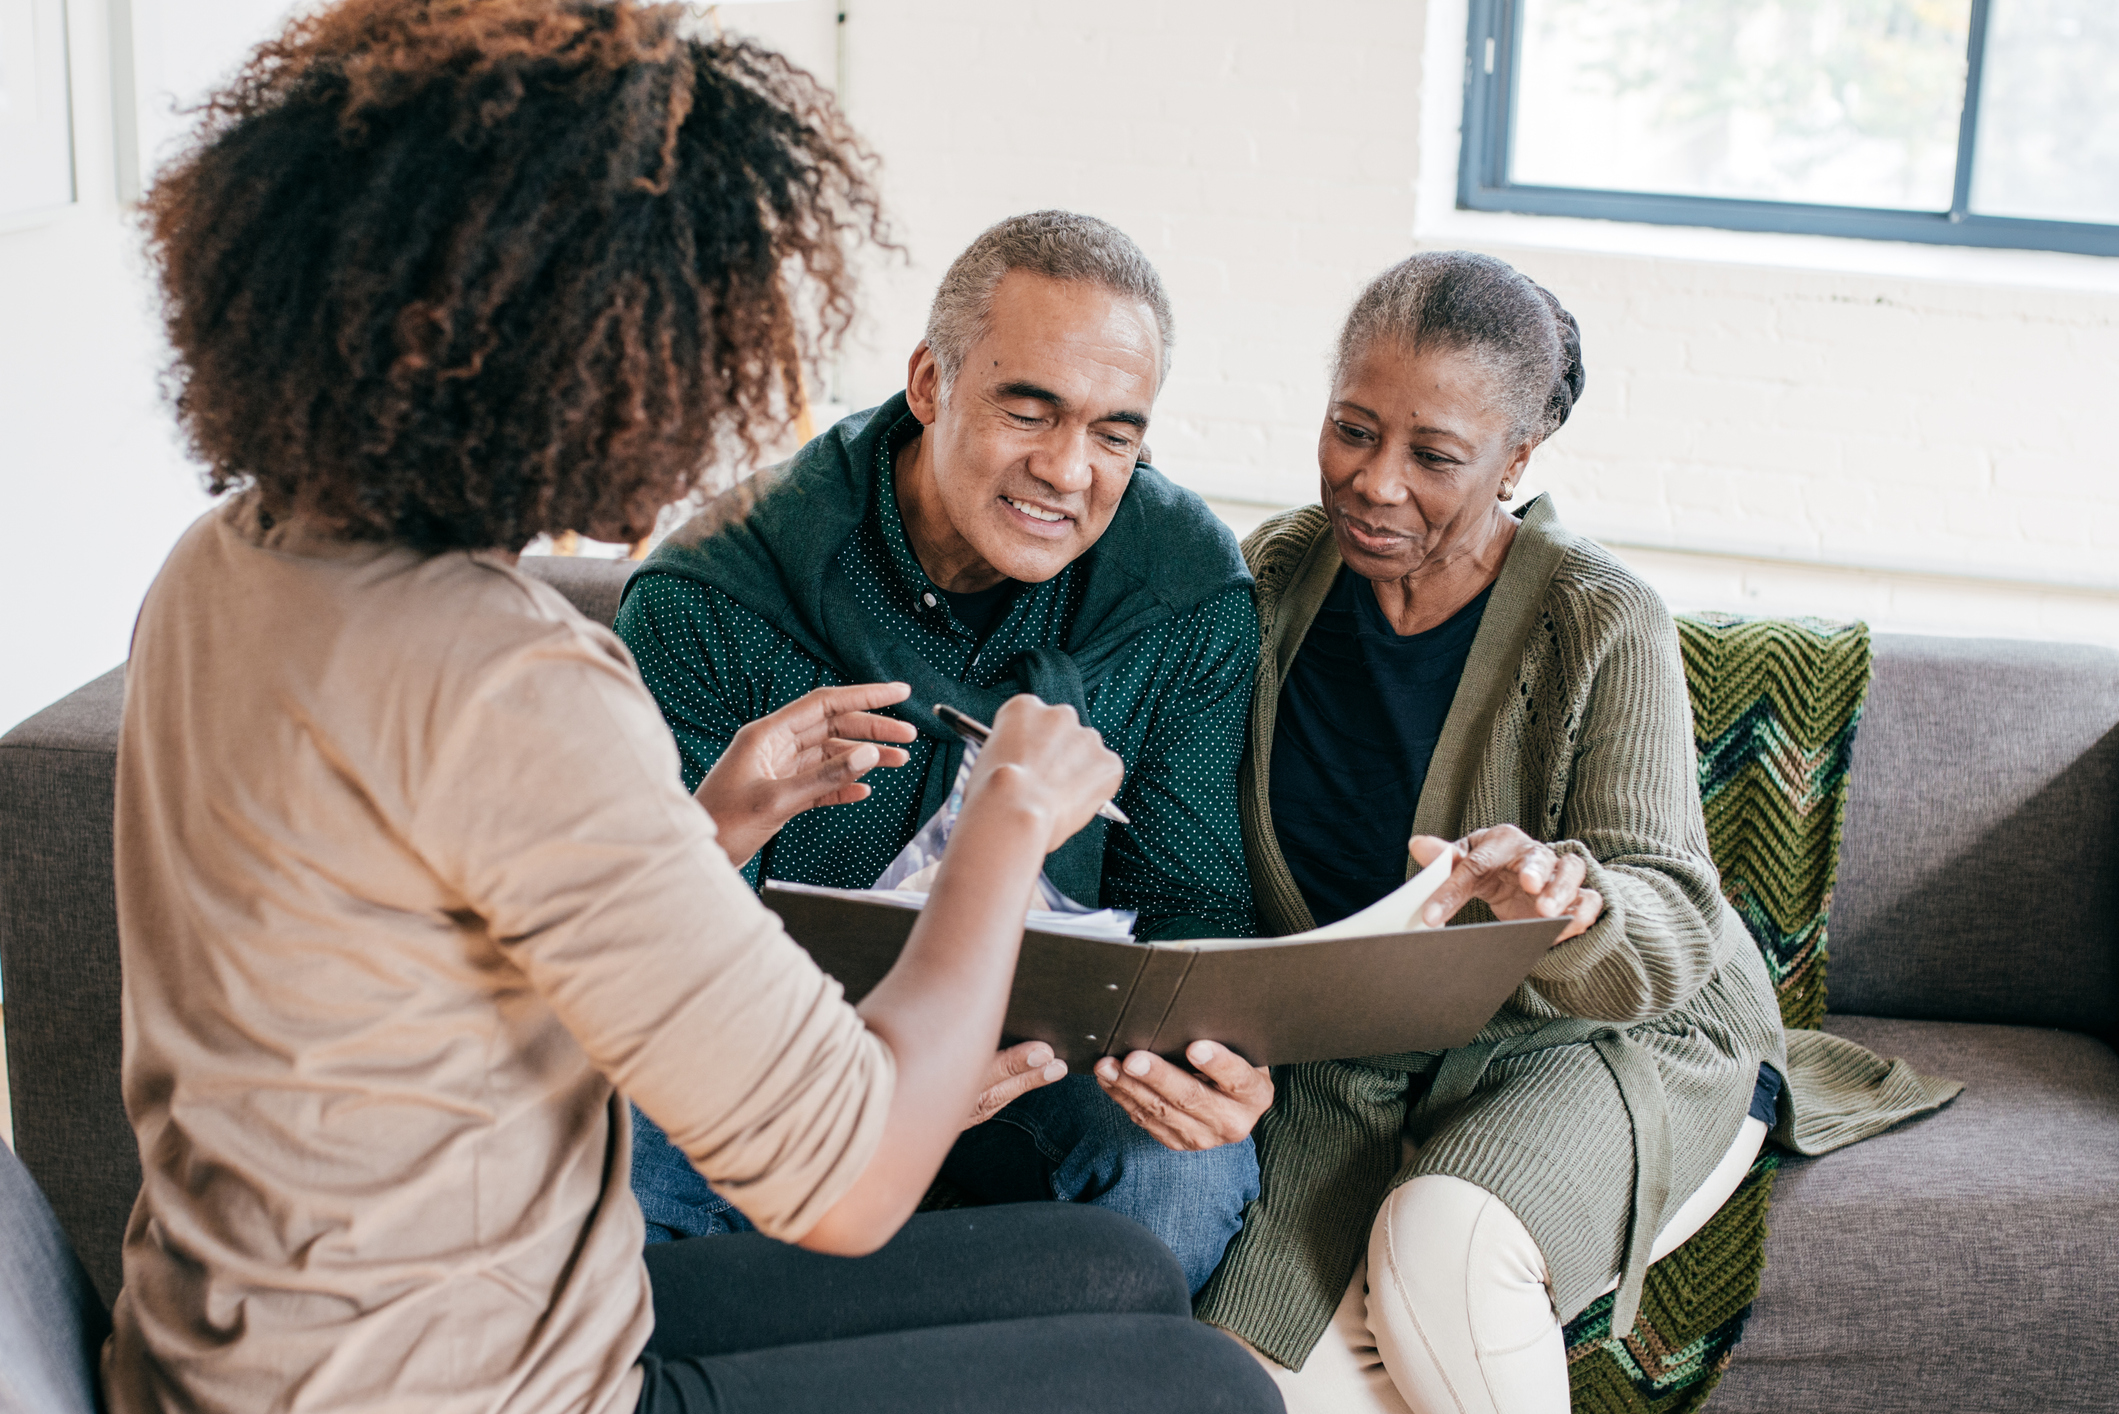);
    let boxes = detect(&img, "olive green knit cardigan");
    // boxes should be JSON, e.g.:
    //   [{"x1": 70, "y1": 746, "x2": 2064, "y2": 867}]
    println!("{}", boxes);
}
[{"x1": 1193, "y1": 496, "x2": 1961, "y2": 1368}]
